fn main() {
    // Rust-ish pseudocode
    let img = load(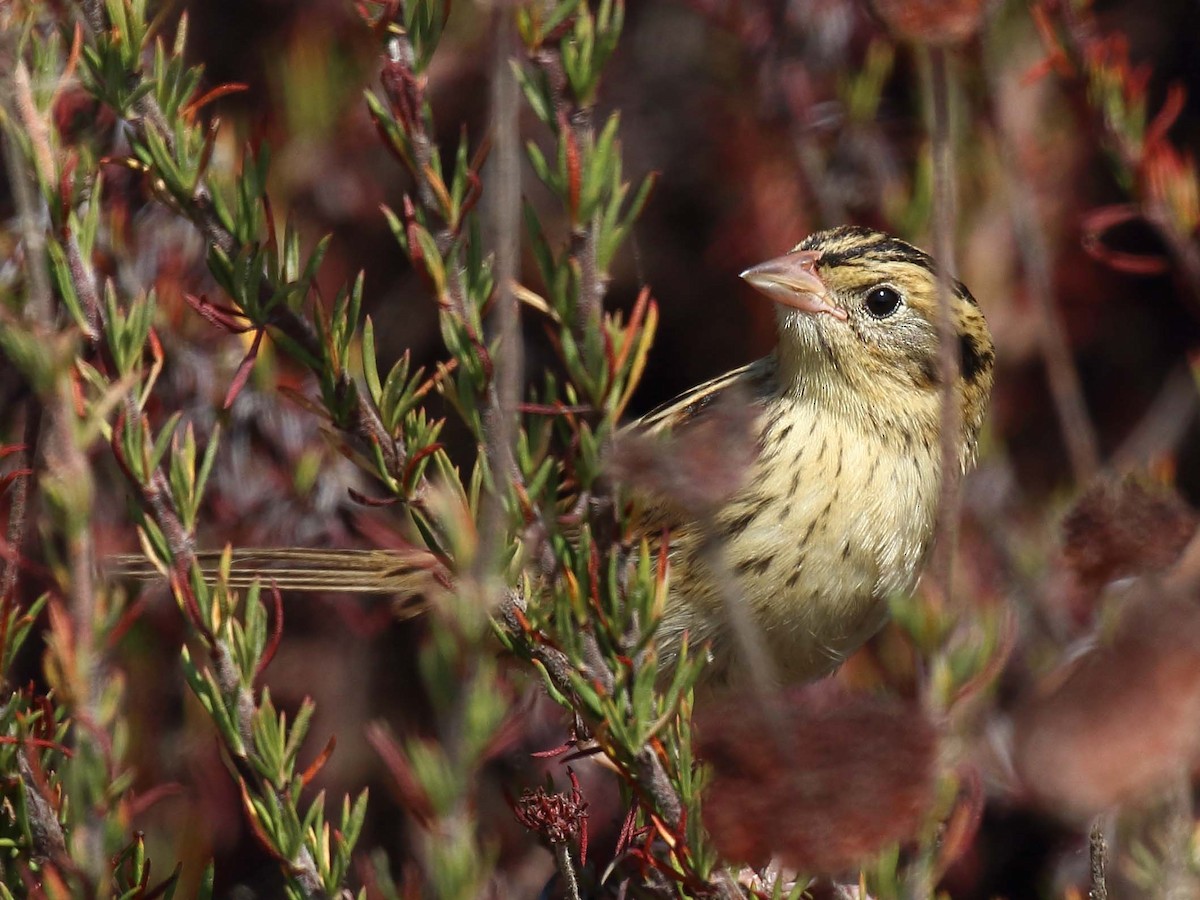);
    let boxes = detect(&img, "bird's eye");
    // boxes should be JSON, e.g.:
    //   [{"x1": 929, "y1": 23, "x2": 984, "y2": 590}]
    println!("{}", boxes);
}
[{"x1": 864, "y1": 286, "x2": 902, "y2": 318}]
